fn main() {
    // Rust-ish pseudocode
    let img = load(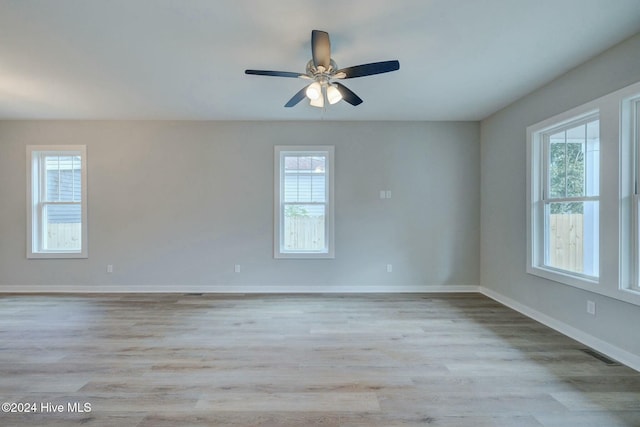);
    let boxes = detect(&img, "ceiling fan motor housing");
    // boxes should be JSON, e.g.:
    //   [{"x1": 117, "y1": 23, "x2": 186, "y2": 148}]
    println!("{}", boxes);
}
[{"x1": 306, "y1": 59, "x2": 337, "y2": 78}]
